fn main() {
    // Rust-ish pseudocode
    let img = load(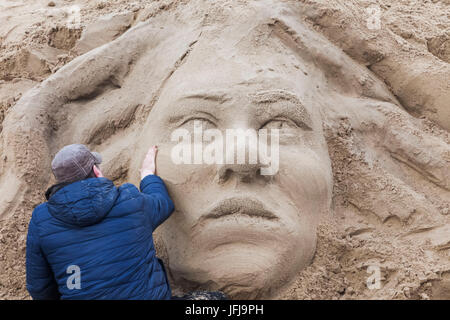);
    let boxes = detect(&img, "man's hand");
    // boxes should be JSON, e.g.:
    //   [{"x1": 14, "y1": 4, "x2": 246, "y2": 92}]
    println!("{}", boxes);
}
[{"x1": 140, "y1": 146, "x2": 158, "y2": 179}]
